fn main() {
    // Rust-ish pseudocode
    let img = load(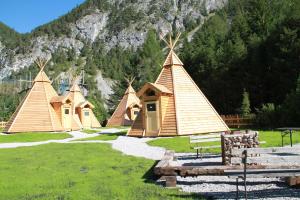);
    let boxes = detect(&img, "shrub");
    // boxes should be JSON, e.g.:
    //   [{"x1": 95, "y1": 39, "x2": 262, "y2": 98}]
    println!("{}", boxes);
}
[{"x1": 255, "y1": 103, "x2": 278, "y2": 128}]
